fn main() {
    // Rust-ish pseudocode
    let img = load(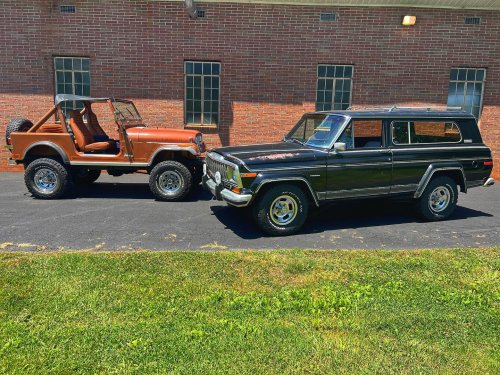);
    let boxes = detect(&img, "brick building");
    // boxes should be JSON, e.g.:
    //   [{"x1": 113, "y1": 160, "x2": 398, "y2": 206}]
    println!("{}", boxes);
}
[{"x1": 1, "y1": 0, "x2": 499, "y2": 179}]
